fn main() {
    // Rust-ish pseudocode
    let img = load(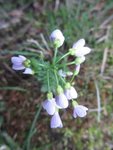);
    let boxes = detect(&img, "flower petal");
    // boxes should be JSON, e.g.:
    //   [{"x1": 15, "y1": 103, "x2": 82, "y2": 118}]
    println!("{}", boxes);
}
[
  {"x1": 23, "y1": 68, "x2": 33, "y2": 74},
  {"x1": 73, "y1": 39, "x2": 85, "y2": 49},
  {"x1": 75, "y1": 105, "x2": 88, "y2": 117},
  {"x1": 19, "y1": 55, "x2": 26, "y2": 61},
  {"x1": 64, "y1": 86, "x2": 78, "y2": 100},
  {"x1": 50, "y1": 112, "x2": 63, "y2": 128},
  {"x1": 55, "y1": 93, "x2": 69, "y2": 109},
  {"x1": 12, "y1": 64, "x2": 25, "y2": 70},
  {"x1": 73, "y1": 109, "x2": 77, "y2": 118},
  {"x1": 42, "y1": 99, "x2": 56, "y2": 115},
  {"x1": 75, "y1": 47, "x2": 91, "y2": 57},
  {"x1": 11, "y1": 56, "x2": 23, "y2": 65}
]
